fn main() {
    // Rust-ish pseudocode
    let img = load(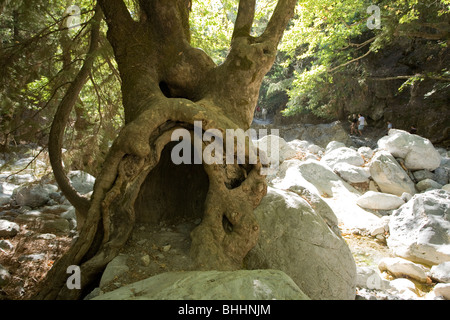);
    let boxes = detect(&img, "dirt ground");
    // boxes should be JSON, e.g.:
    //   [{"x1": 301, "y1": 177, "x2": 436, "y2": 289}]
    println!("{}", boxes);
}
[
  {"x1": 100, "y1": 218, "x2": 199, "y2": 294},
  {"x1": 0, "y1": 209, "x2": 73, "y2": 300},
  {"x1": 1, "y1": 208, "x2": 399, "y2": 300},
  {"x1": 0, "y1": 211, "x2": 201, "y2": 299}
]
